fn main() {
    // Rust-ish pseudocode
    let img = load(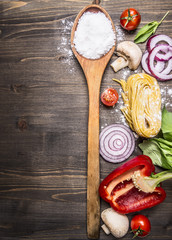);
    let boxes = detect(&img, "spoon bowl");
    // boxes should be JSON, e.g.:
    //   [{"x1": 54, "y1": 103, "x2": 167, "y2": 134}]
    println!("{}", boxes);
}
[
  {"x1": 71, "y1": 4, "x2": 116, "y2": 71},
  {"x1": 71, "y1": 4, "x2": 116, "y2": 239}
]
